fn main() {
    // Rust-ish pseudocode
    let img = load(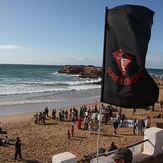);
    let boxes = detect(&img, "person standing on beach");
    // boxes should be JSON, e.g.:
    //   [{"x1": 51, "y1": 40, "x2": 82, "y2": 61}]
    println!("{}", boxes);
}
[
  {"x1": 116, "y1": 112, "x2": 121, "y2": 126},
  {"x1": 77, "y1": 116, "x2": 81, "y2": 129},
  {"x1": 14, "y1": 137, "x2": 22, "y2": 160},
  {"x1": 89, "y1": 119, "x2": 94, "y2": 133},
  {"x1": 33, "y1": 112, "x2": 38, "y2": 124},
  {"x1": 44, "y1": 107, "x2": 49, "y2": 117},
  {"x1": 42, "y1": 112, "x2": 46, "y2": 124},
  {"x1": 67, "y1": 130, "x2": 70, "y2": 139},
  {"x1": 71, "y1": 110, "x2": 75, "y2": 122},
  {"x1": 113, "y1": 119, "x2": 119, "y2": 134},
  {"x1": 94, "y1": 117, "x2": 99, "y2": 130},
  {"x1": 133, "y1": 118, "x2": 137, "y2": 135},
  {"x1": 38, "y1": 112, "x2": 42, "y2": 124},
  {"x1": 59, "y1": 110, "x2": 62, "y2": 121},
  {"x1": 84, "y1": 116, "x2": 89, "y2": 130},
  {"x1": 71, "y1": 126, "x2": 74, "y2": 137},
  {"x1": 135, "y1": 119, "x2": 142, "y2": 135},
  {"x1": 65, "y1": 110, "x2": 68, "y2": 119},
  {"x1": 145, "y1": 116, "x2": 151, "y2": 128},
  {"x1": 52, "y1": 109, "x2": 55, "y2": 119}
]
